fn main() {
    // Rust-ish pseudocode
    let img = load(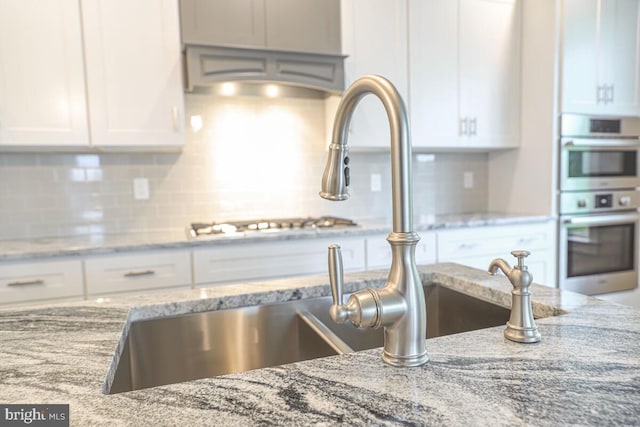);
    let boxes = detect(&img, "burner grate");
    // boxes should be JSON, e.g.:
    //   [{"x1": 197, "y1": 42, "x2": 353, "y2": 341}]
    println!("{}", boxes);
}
[{"x1": 189, "y1": 216, "x2": 357, "y2": 237}]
